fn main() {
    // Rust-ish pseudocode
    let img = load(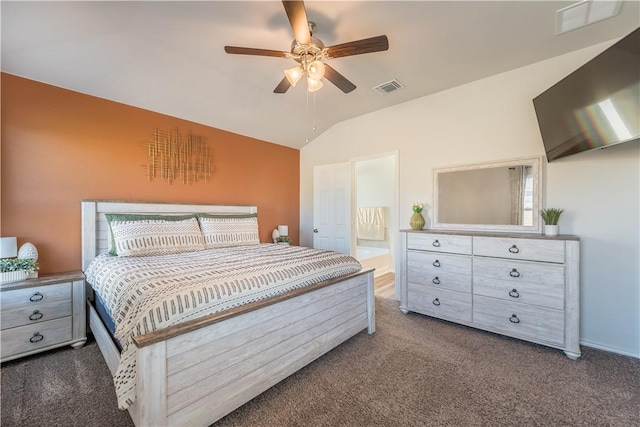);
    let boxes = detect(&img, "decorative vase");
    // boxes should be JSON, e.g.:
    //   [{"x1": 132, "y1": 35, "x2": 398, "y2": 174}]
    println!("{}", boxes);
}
[
  {"x1": 544, "y1": 224, "x2": 559, "y2": 236},
  {"x1": 409, "y1": 212, "x2": 425, "y2": 230},
  {"x1": 18, "y1": 242, "x2": 39, "y2": 261}
]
